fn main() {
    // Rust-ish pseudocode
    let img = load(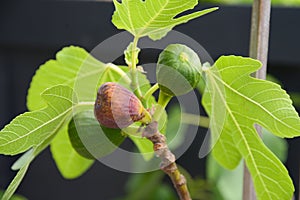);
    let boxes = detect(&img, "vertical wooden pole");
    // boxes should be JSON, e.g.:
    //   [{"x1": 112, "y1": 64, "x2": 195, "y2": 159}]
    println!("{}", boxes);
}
[
  {"x1": 249, "y1": 0, "x2": 271, "y2": 76},
  {"x1": 243, "y1": 0, "x2": 271, "y2": 199}
]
